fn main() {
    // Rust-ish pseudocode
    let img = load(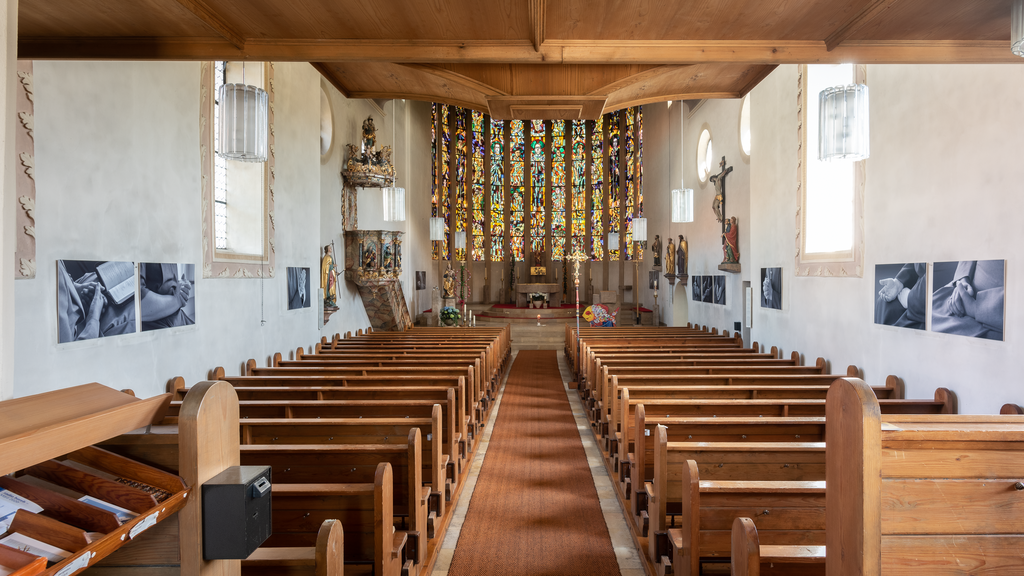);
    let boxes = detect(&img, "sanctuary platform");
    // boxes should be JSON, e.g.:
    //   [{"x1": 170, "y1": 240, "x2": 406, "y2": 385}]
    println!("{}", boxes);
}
[{"x1": 478, "y1": 303, "x2": 580, "y2": 321}]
